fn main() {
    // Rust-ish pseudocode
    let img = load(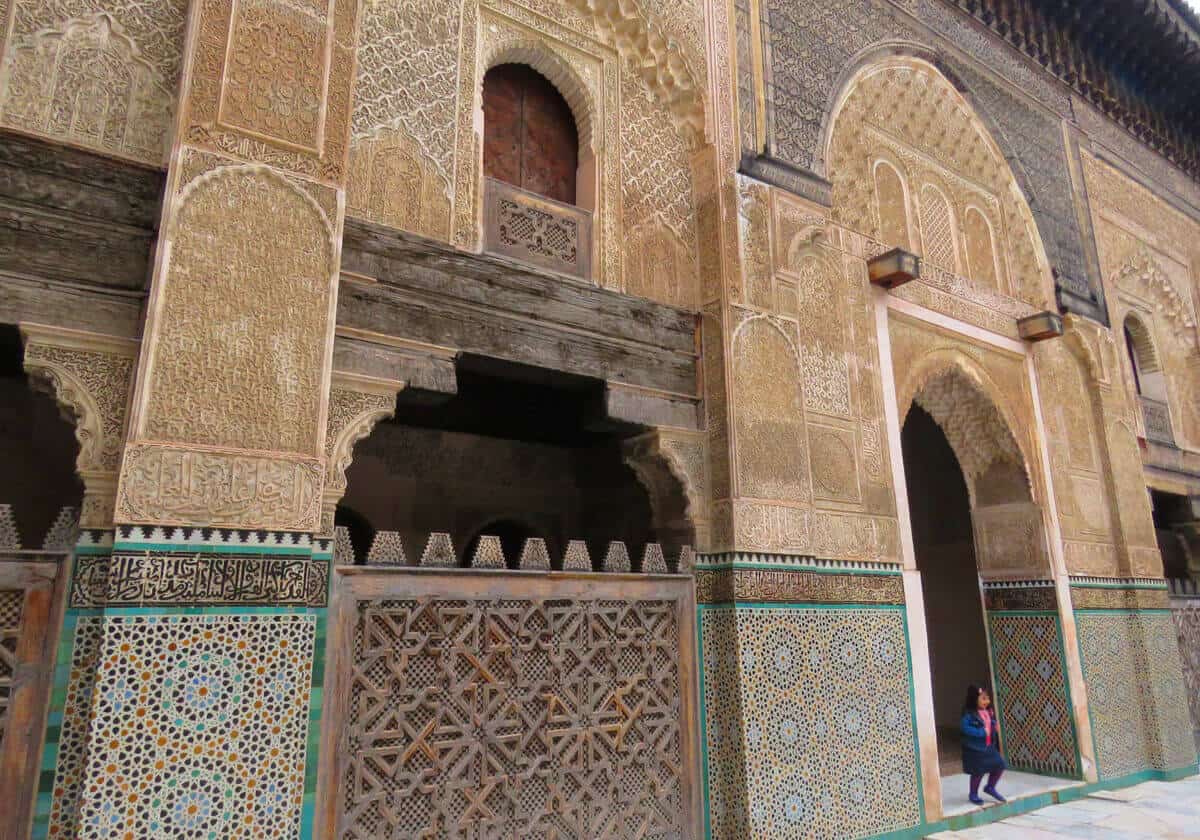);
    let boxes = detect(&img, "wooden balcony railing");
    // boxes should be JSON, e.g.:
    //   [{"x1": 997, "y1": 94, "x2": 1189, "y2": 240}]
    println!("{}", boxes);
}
[
  {"x1": 483, "y1": 177, "x2": 592, "y2": 279},
  {"x1": 1140, "y1": 396, "x2": 1175, "y2": 446}
]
